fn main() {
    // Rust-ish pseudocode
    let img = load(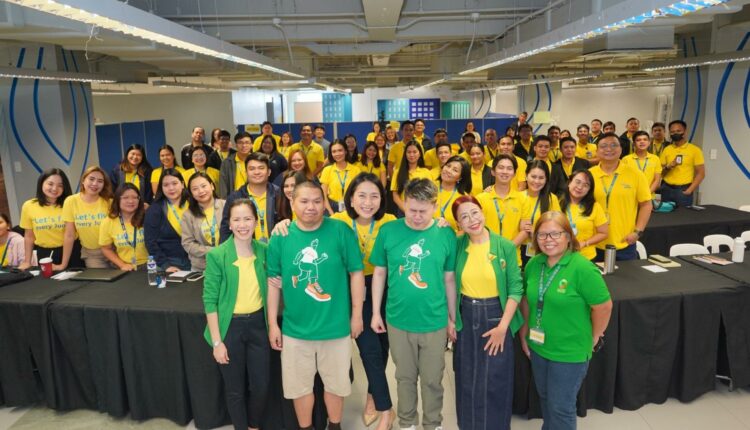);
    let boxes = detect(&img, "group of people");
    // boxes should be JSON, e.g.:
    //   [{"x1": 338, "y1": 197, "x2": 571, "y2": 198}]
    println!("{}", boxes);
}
[{"x1": 6, "y1": 115, "x2": 705, "y2": 430}]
